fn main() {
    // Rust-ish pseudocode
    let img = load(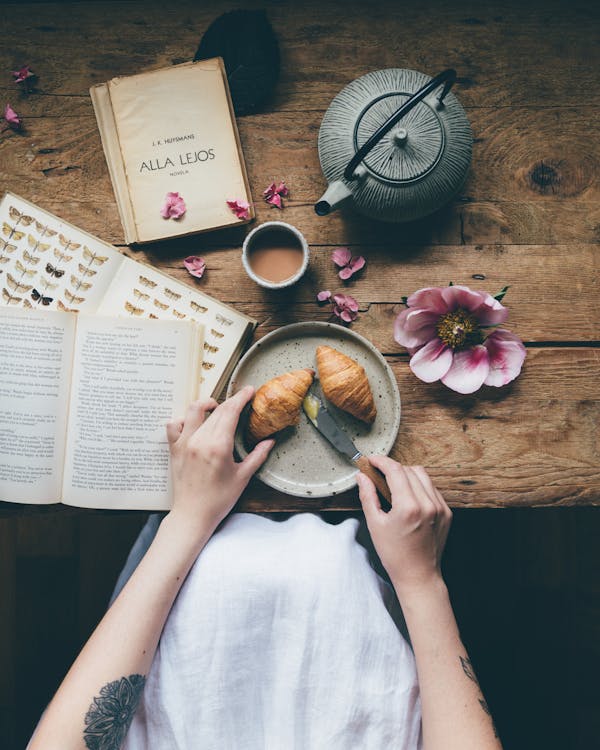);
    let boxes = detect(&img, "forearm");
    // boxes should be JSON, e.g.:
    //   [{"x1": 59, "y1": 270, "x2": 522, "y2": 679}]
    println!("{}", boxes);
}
[
  {"x1": 395, "y1": 578, "x2": 502, "y2": 750},
  {"x1": 29, "y1": 511, "x2": 212, "y2": 750}
]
